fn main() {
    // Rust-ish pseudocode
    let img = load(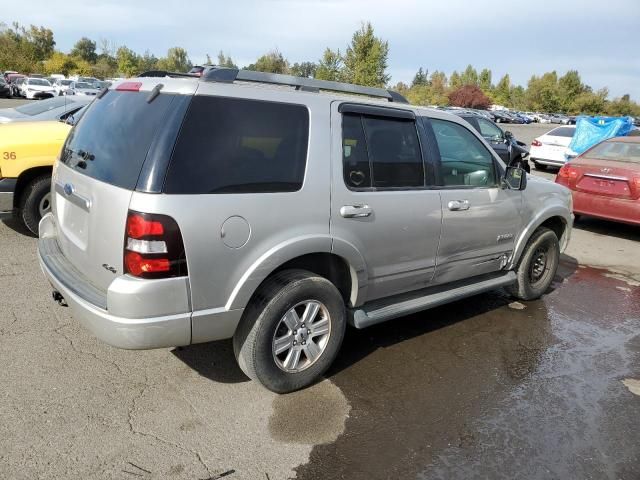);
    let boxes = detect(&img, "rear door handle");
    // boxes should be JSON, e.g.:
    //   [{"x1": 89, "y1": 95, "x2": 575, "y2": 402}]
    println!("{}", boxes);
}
[
  {"x1": 447, "y1": 200, "x2": 470, "y2": 211},
  {"x1": 340, "y1": 204, "x2": 372, "y2": 218}
]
